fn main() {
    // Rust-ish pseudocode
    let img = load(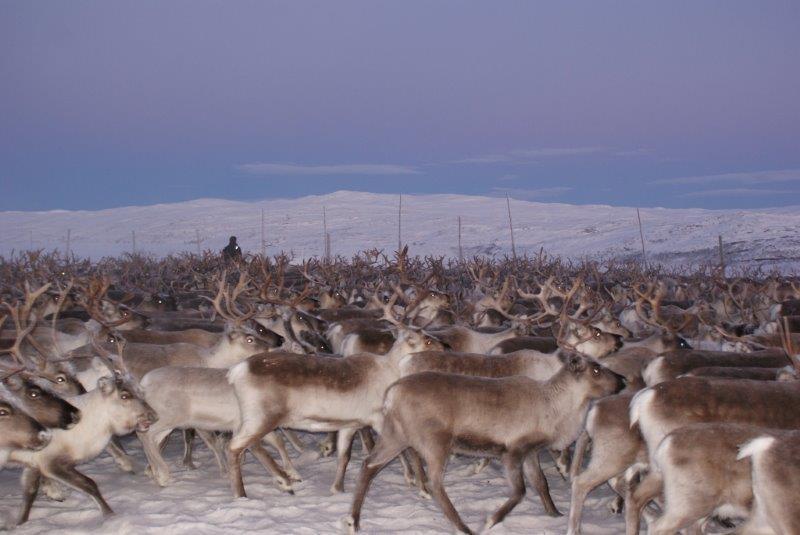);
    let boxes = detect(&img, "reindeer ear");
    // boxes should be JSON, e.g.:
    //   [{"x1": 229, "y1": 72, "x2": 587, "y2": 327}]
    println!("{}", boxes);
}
[
  {"x1": 567, "y1": 354, "x2": 587, "y2": 374},
  {"x1": 97, "y1": 376, "x2": 116, "y2": 395}
]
